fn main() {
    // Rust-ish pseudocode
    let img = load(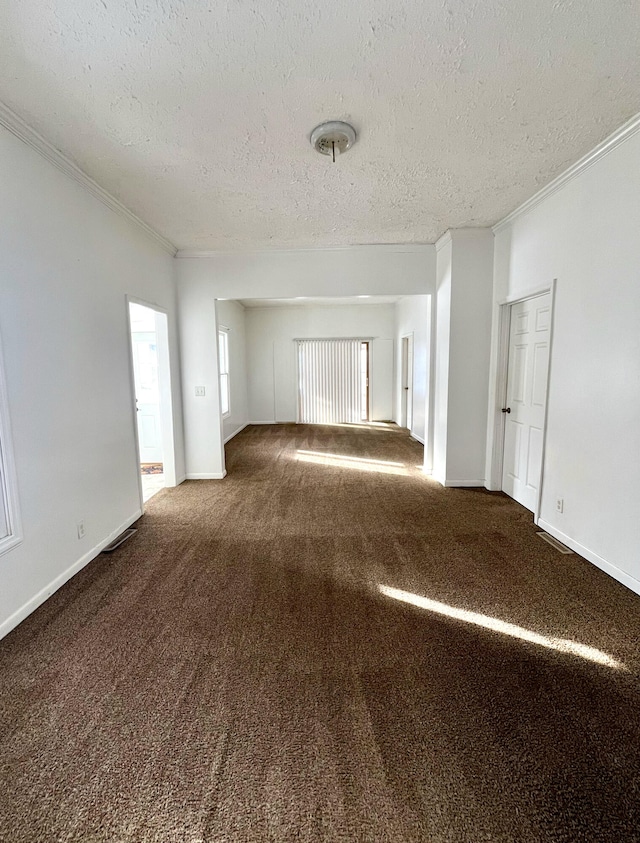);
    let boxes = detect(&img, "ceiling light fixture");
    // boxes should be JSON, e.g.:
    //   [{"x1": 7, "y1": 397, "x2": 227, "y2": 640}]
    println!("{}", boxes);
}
[{"x1": 310, "y1": 121, "x2": 356, "y2": 163}]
